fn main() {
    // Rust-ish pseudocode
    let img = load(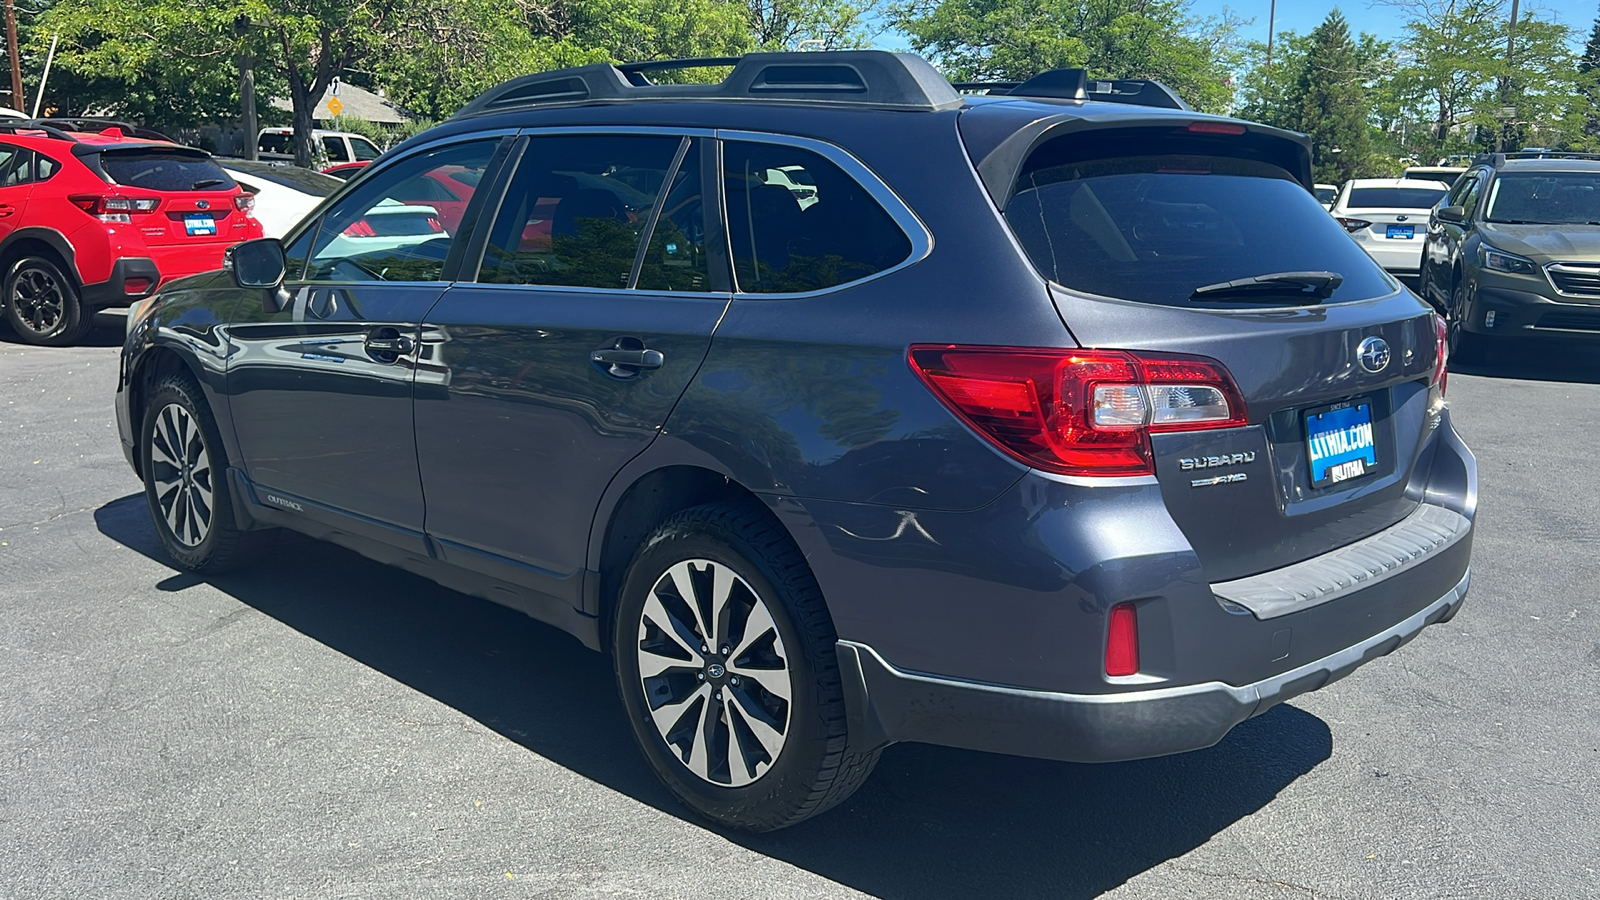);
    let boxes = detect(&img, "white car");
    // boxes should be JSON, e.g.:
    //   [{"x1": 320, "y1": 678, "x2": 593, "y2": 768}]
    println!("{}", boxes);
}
[
  {"x1": 1330, "y1": 178, "x2": 1452, "y2": 279},
  {"x1": 1314, "y1": 183, "x2": 1339, "y2": 209},
  {"x1": 257, "y1": 127, "x2": 383, "y2": 166},
  {"x1": 221, "y1": 160, "x2": 342, "y2": 238}
]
